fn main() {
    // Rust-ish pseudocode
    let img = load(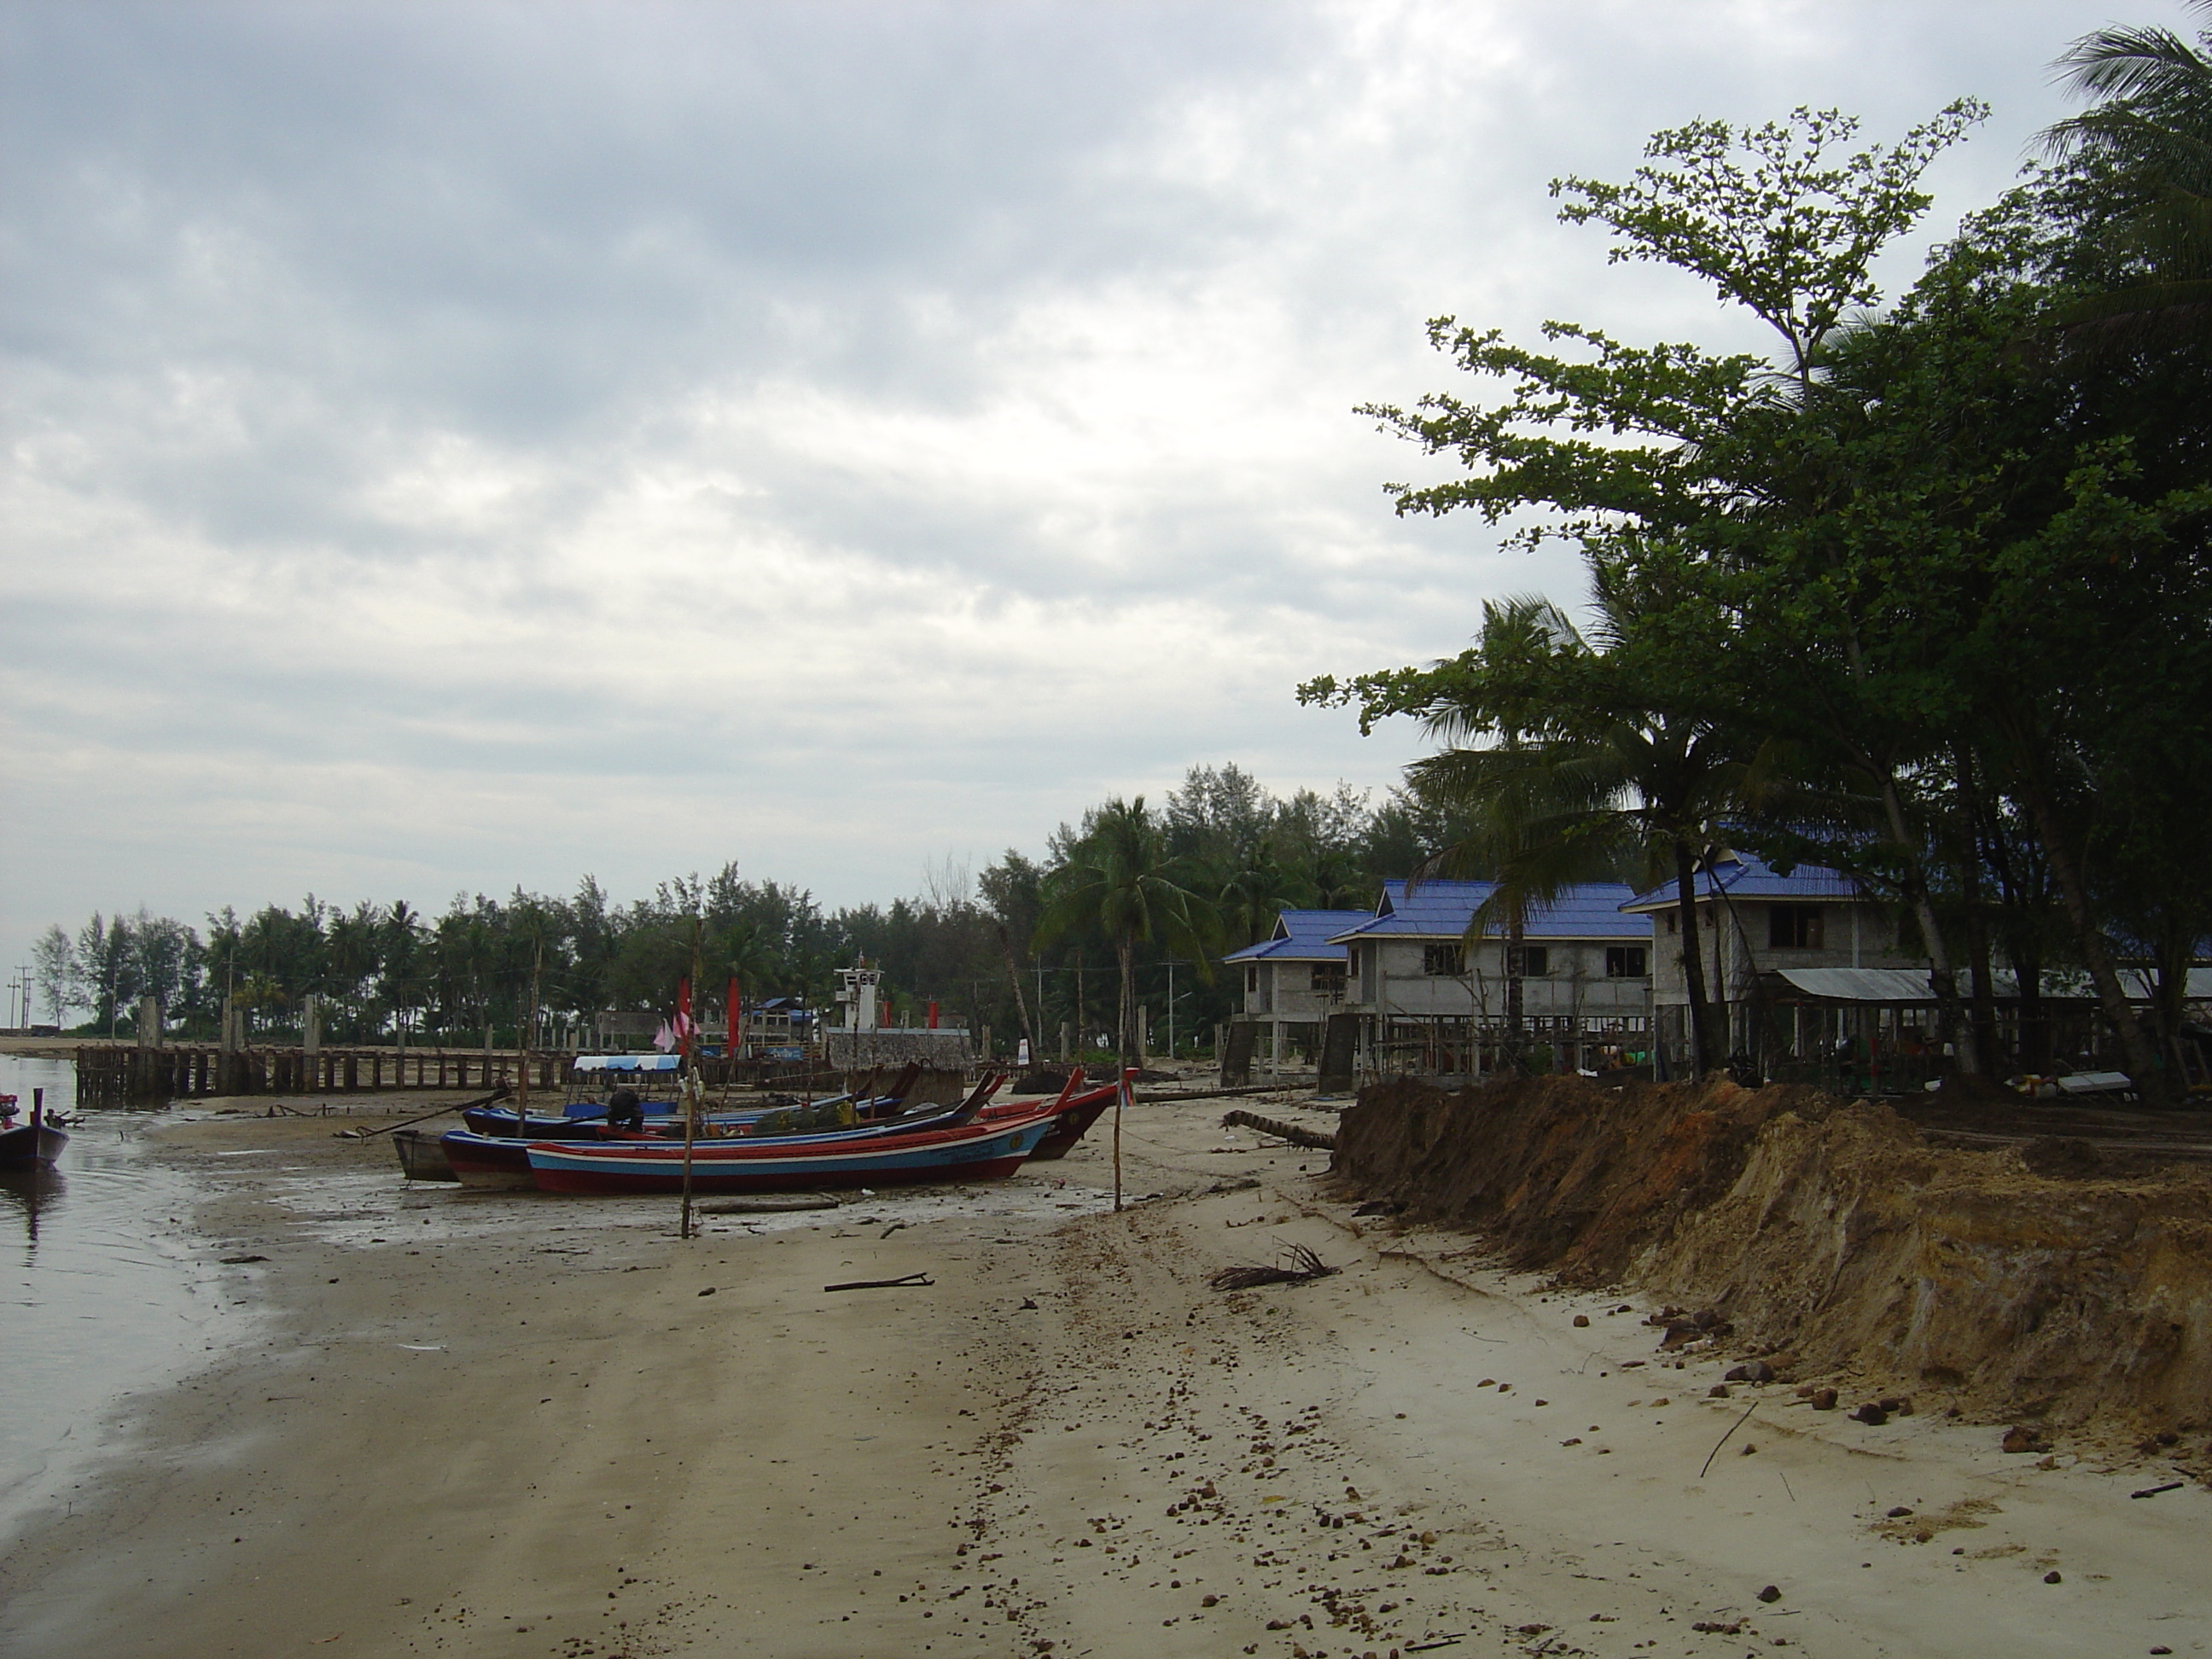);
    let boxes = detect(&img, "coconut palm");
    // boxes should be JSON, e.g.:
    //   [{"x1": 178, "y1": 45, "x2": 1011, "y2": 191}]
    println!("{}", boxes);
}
[
  {"x1": 1398, "y1": 595, "x2": 1758, "y2": 1076},
  {"x1": 1217, "y1": 841, "x2": 1309, "y2": 949},
  {"x1": 1034, "y1": 798, "x2": 1217, "y2": 1068},
  {"x1": 2042, "y1": 3, "x2": 2212, "y2": 331}
]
